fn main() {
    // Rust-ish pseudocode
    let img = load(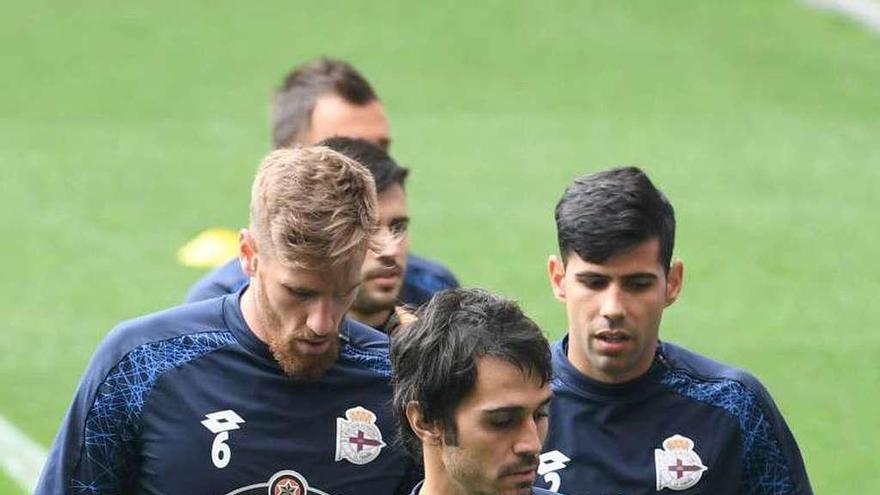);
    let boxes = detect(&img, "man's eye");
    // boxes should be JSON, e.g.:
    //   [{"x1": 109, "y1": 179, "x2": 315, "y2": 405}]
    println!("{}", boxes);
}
[
  {"x1": 583, "y1": 278, "x2": 609, "y2": 290},
  {"x1": 625, "y1": 278, "x2": 655, "y2": 291},
  {"x1": 489, "y1": 419, "x2": 515, "y2": 429},
  {"x1": 287, "y1": 288, "x2": 314, "y2": 300},
  {"x1": 390, "y1": 221, "x2": 409, "y2": 238},
  {"x1": 486, "y1": 415, "x2": 517, "y2": 430}
]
